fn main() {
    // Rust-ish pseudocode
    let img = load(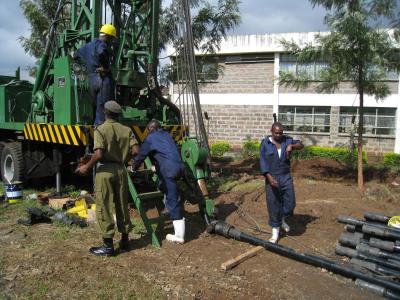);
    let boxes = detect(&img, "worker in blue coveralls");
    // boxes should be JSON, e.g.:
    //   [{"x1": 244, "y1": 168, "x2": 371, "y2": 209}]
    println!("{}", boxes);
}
[
  {"x1": 73, "y1": 24, "x2": 117, "y2": 126},
  {"x1": 260, "y1": 122, "x2": 303, "y2": 243},
  {"x1": 133, "y1": 119, "x2": 186, "y2": 244}
]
